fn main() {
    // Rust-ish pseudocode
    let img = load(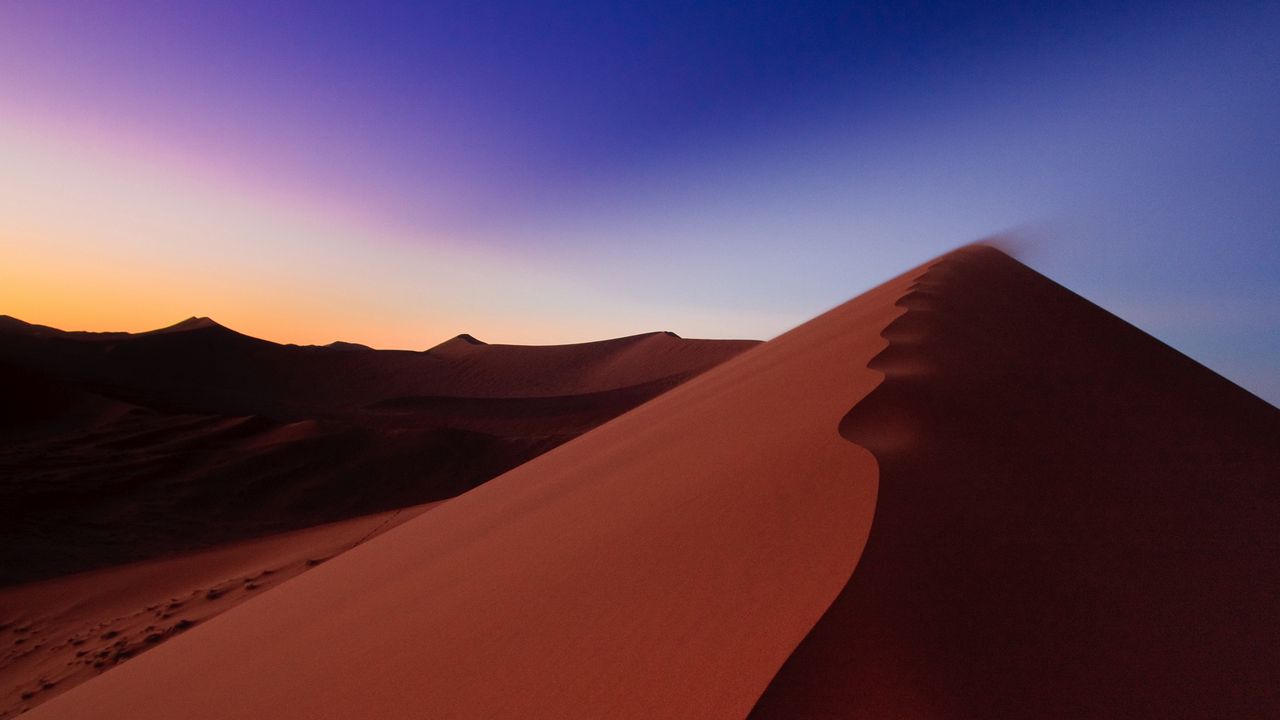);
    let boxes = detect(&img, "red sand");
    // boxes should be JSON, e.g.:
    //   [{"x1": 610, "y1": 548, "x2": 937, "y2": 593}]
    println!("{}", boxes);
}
[
  {"x1": 19, "y1": 257, "x2": 918, "y2": 719},
  {"x1": 749, "y1": 246, "x2": 1280, "y2": 718},
  {"x1": 12, "y1": 246, "x2": 1280, "y2": 718}
]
